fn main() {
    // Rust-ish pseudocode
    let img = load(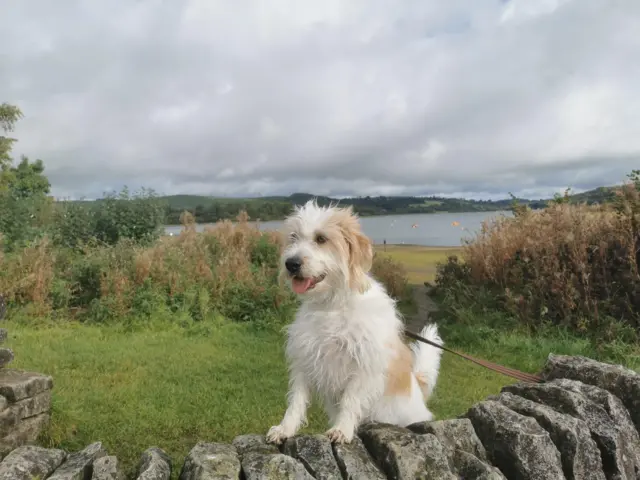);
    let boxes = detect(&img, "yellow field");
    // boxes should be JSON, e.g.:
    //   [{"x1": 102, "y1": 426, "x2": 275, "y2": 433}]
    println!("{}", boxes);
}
[{"x1": 374, "y1": 244, "x2": 461, "y2": 284}]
